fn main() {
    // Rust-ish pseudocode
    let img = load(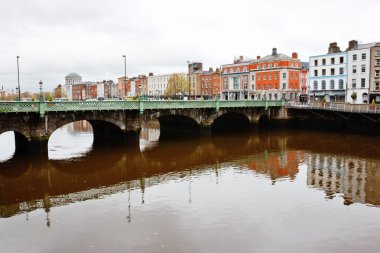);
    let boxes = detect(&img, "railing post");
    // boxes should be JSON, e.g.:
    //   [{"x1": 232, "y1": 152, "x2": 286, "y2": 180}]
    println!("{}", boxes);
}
[
  {"x1": 39, "y1": 101, "x2": 46, "y2": 118},
  {"x1": 139, "y1": 100, "x2": 144, "y2": 114},
  {"x1": 215, "y1": 98, "x2": 219, "y2": 112},
  {"x1": 265, "y1": 100, "x2": 268, "y2": 110}
]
